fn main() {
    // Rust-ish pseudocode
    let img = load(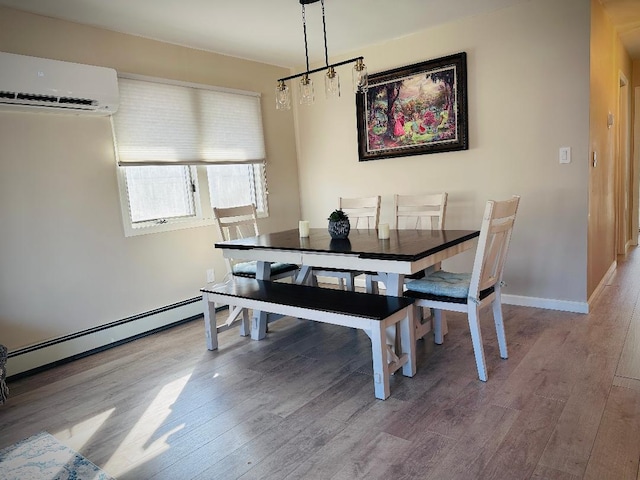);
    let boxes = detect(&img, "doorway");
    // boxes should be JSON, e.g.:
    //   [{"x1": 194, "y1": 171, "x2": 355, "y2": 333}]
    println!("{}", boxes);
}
[{"x1": 616, "y1": 73, "x2": 632, "y2": 254}]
